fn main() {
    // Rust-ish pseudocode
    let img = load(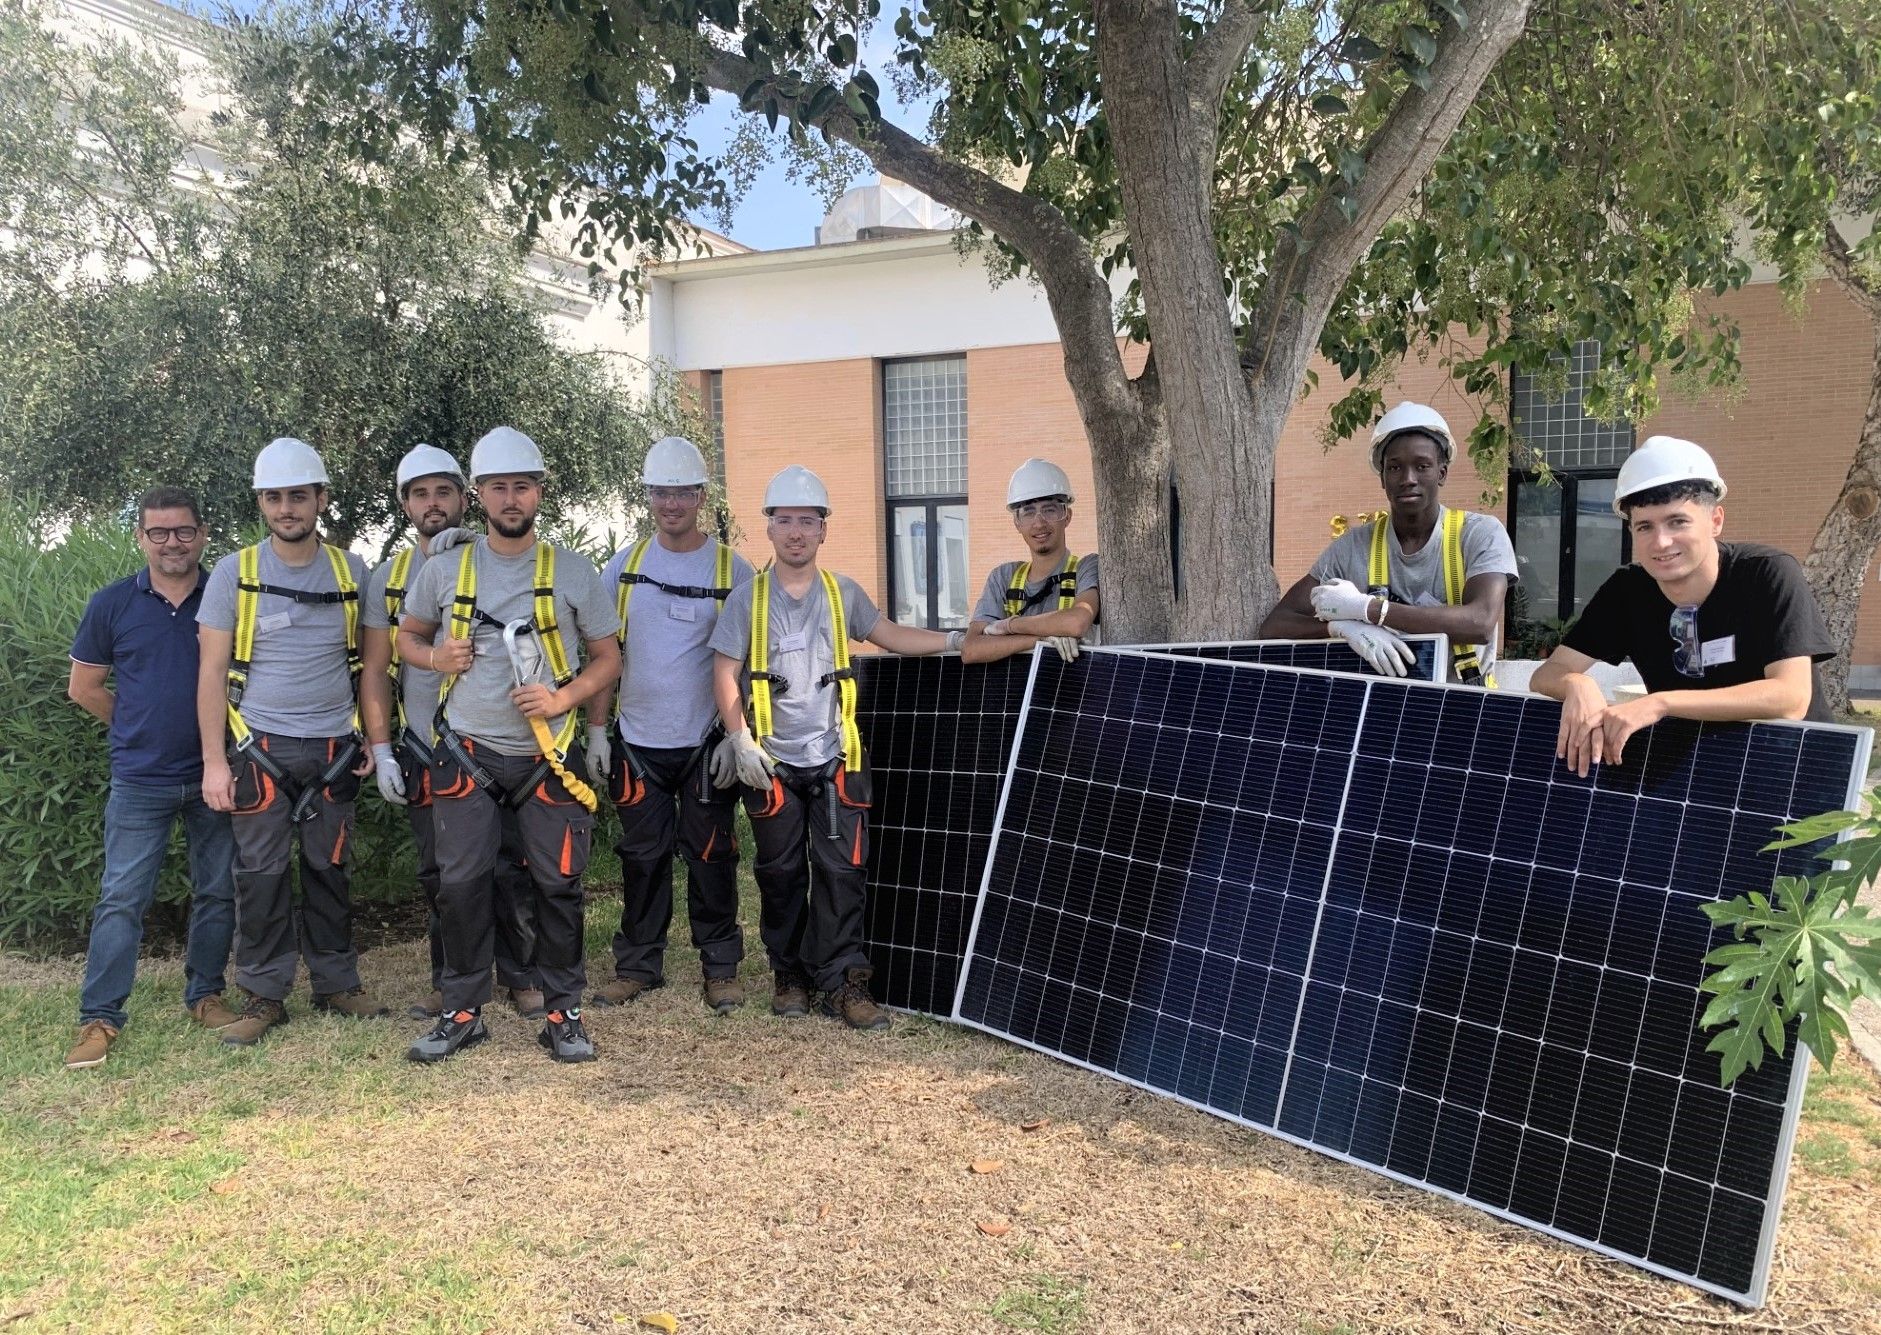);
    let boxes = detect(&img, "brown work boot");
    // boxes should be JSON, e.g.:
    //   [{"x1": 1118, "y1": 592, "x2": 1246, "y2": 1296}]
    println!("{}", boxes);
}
[
  {"x1": 590, "y1": 977, "x2": 658, "y2": 1007},
  {"x1": 507, "y1": 986, "x2": 547, "y2": 1019},
  {"x1": 313, "y1": 986, "x2": 392, "y2": 1019},
  {"x1": 821, "y1": 969, "x2": 891, "y2": 1031},
  {"x1": 406, "y1": 989, "x2": 443, "y2": 1021},
  {"x1": 771, "y1": 972, "x2": 811, "y2": 1018},
  {"x1": 703, "y1": 975, "x2": 746, "y2": 1015},
  {"x1": 64, "y1": 1019, "x2": 119, "y2": 1069},
  {"x1": 188, "y1": 994, "x2": 243, "y2": 1030},
  {"x1": 221, "y1": 991, "x2": 289, "y2": 1046}
]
